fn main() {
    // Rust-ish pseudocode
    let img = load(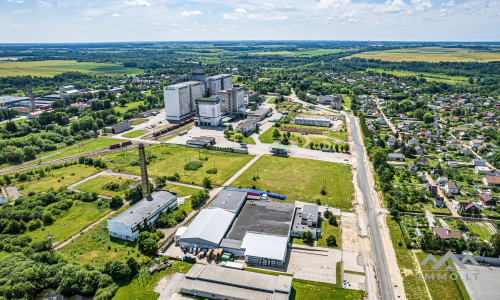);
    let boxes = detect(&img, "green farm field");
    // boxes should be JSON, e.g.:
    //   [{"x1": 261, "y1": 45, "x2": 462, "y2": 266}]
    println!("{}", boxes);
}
[
  {"x1": 348, "y1": 47, "x2": 500, "y2": 62},
  {"x1": 19, "y1": 164, "x2": 101, "y2": 194},
  {"x1": 75, "y1": 175, "x2": 135, "y2": 198},
  {"x1": 251, "y1": 49, "x2": 344, "y2": 57},
  {"x1": 0, "y1": 60, "x2": 142, "y2": 77},
  {"x1": 366, "y1": 68, "x2": 469, "y2": 84},
  {"x1": 231, "y1": 156, "x2": 354, "y2": 210},
  {"x1": 103, "y1": 144, "x2": 254, "y2": 186},
  {"x1": 27, "y1": 200, "x2": 112, "y2": 245}
]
